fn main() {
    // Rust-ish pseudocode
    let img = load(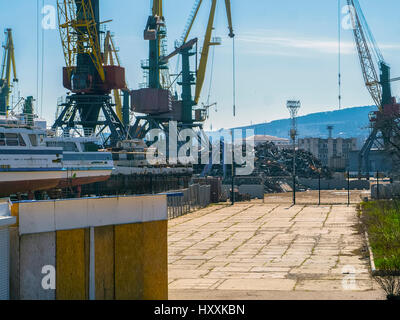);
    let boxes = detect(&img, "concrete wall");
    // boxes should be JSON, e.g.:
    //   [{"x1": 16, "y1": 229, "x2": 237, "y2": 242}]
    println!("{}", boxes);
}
[
  {"x1": 1, "y1": 202, "x2": 16, "y2": 300},
  {"x1": 299, "y1": 178, "x2": 370, "y2": 190},
  {"x1": 9, "y1": 195, "x2": 168, "y2": 300},
  {"x1": 238, "y1": 185, "x2": 264, "y2": 199},
  {"x1": 19, "y1": 232, "x2": 56, "y2": 300},
  {"x1": 221, "y1": 184, "x2": 264, "y2": 200},
  {"x1": 371, "y1": 183, "x2": 400, "y2": 200},
  {"x1": 348, "y1": 150, "x2": 393, "y2": 174}
]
